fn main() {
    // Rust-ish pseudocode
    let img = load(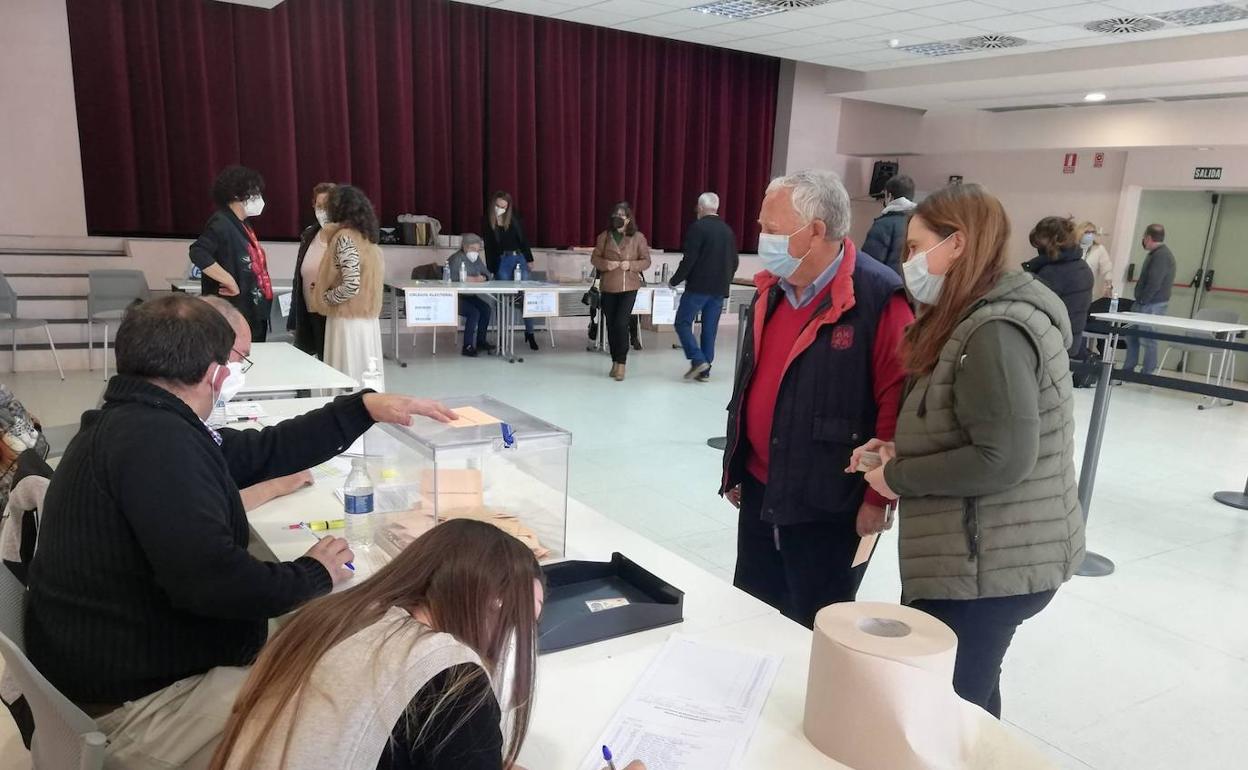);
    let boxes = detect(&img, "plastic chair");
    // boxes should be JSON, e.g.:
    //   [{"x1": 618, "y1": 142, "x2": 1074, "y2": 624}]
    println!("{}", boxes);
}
[
  {"x1": 0, "y1": 272, "x2": 65, "y2": 380},
  {"x1": 0, "y1": 566, "x2": 108, "y2": 769},
  {"x1": 1158, "y1": 307, "x2": 1240, "y2": 381},
  {"x1": 87, "y1": 270, "x2": 150, "y2": 381}
]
